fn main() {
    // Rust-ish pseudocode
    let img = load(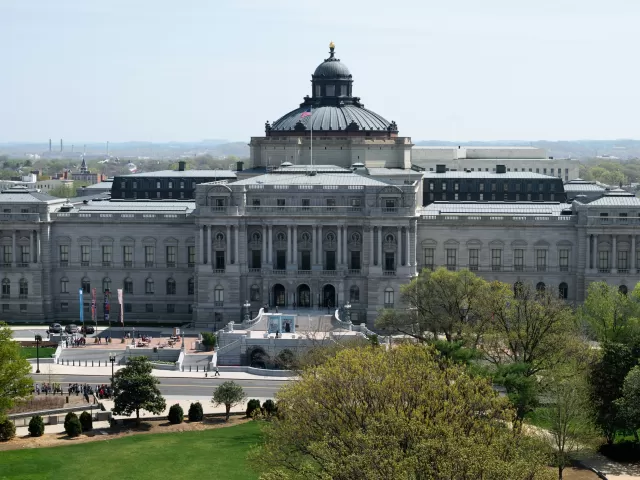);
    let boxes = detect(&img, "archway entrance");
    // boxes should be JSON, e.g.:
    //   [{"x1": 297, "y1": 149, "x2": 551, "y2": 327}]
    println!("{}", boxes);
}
[
  {"x1": 297, "y1": 284, "x2": 311, "y2": 308},
  {"x1": 272, "y1": 284, "x2": 286, "y2": 307},
  {"x1": 323, "y1": 284, "x2": 336, "y2": 309}
]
